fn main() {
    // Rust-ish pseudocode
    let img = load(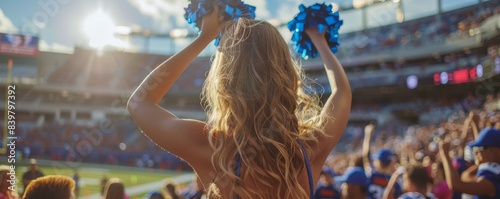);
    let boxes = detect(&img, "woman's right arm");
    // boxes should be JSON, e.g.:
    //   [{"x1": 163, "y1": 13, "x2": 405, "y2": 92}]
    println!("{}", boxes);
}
[
  {"x1": 306, "y1": 29, "x2": 352, "y2": 160},
  {"x1": 127, "y1": 8, "x2": 224, "y2": 166}
]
